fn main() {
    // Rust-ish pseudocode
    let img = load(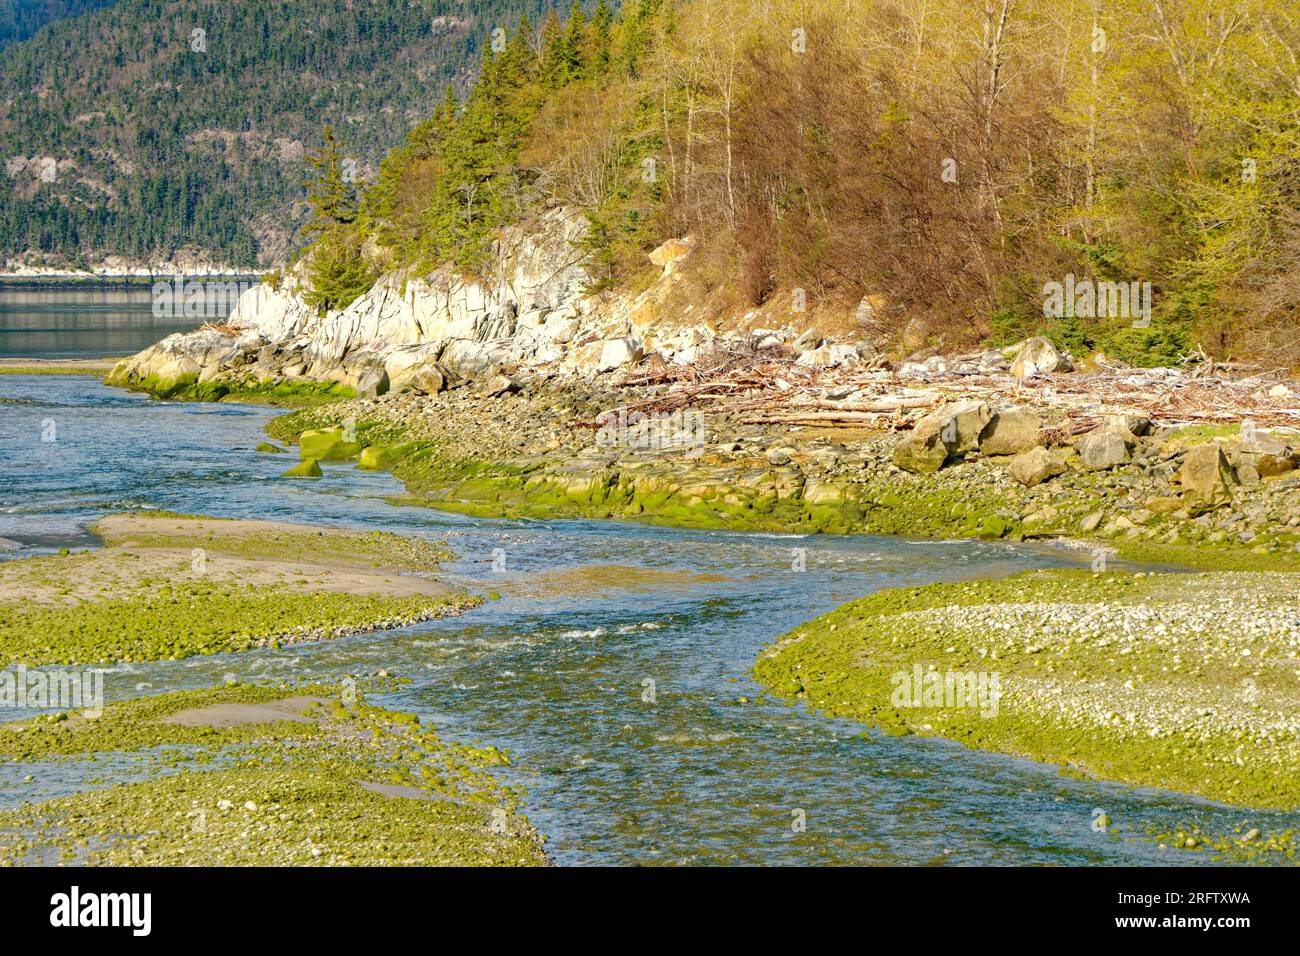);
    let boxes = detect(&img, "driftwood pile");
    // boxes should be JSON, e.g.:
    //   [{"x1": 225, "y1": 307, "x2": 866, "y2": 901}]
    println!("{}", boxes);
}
[{"x1": 611, "y1": 344, "x2": 1300, "y2": 436}]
